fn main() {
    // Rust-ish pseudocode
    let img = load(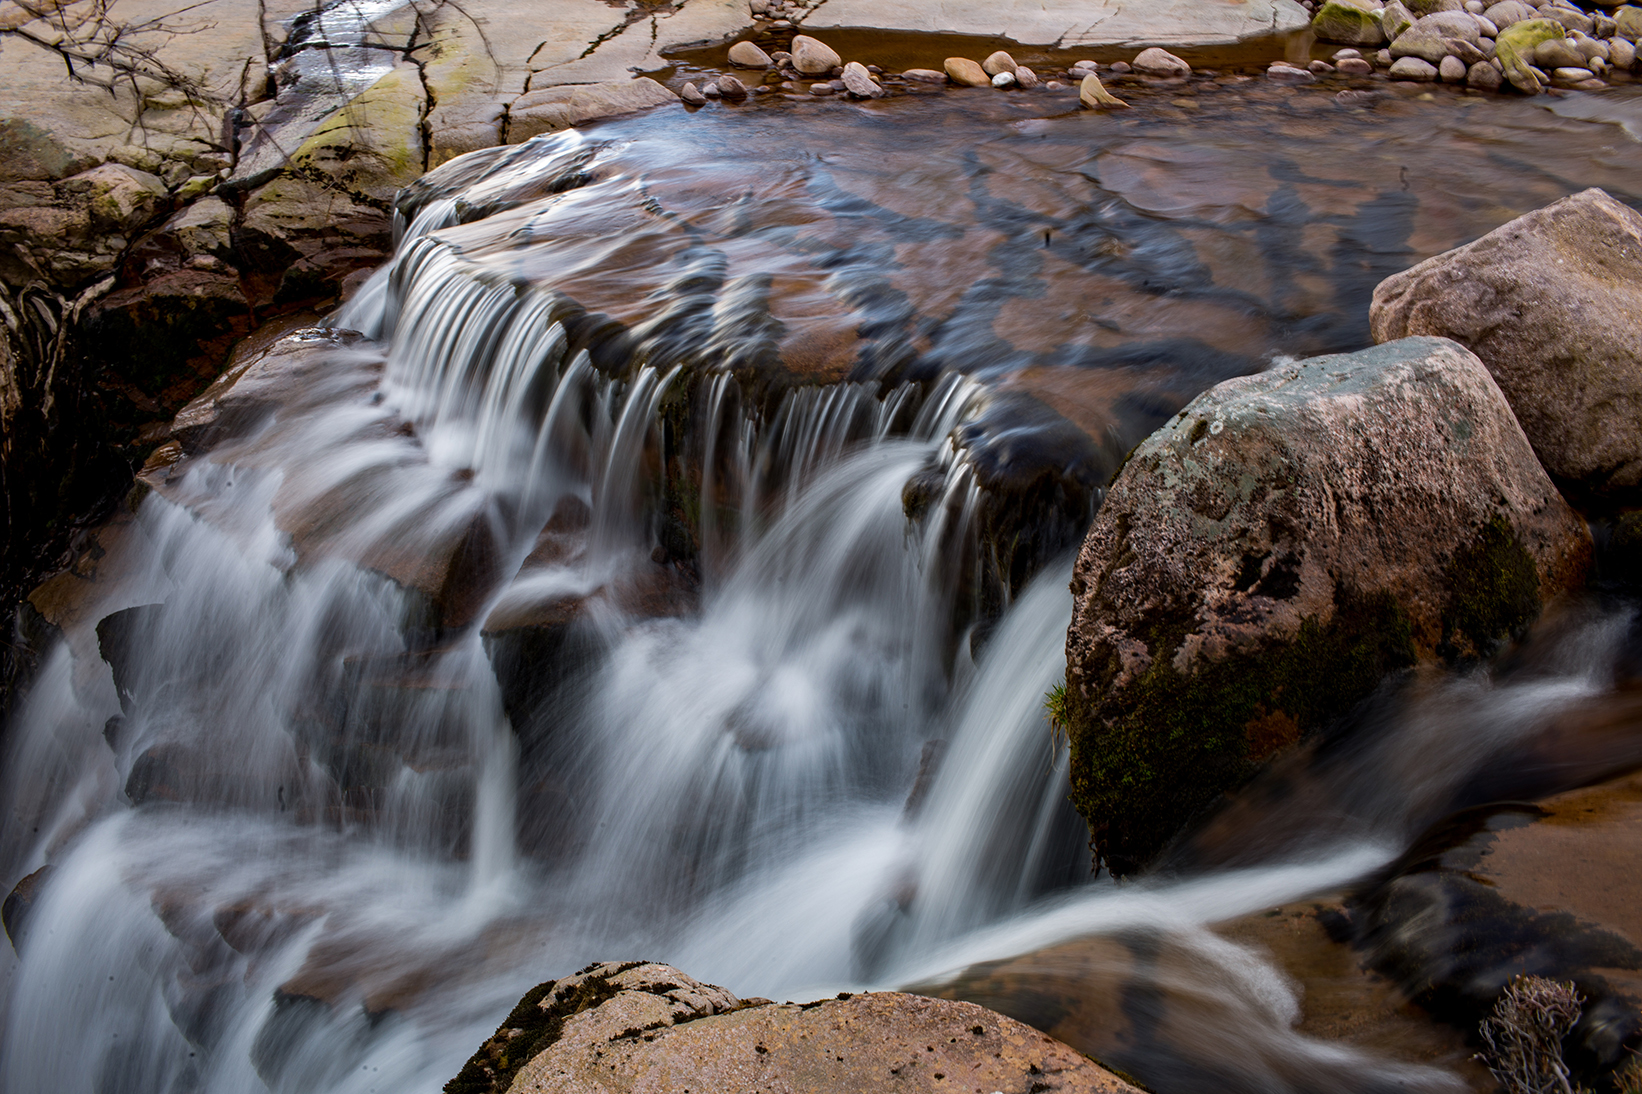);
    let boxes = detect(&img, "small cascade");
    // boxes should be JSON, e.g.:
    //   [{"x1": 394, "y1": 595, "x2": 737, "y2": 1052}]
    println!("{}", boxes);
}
[{"x1": 9, "y1": 111, "x2": 1642, "y2": 1094}]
